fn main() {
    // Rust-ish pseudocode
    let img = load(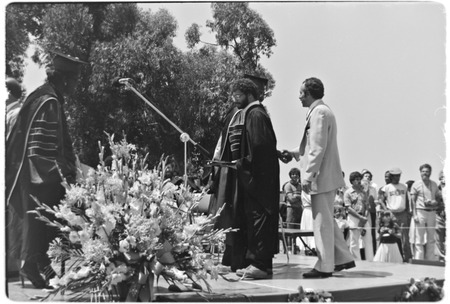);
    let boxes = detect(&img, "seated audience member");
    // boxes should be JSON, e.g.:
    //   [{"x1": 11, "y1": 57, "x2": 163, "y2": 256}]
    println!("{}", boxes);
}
[{"x1": 374, "y1": 211, "x2": 403, "y2": 263}]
